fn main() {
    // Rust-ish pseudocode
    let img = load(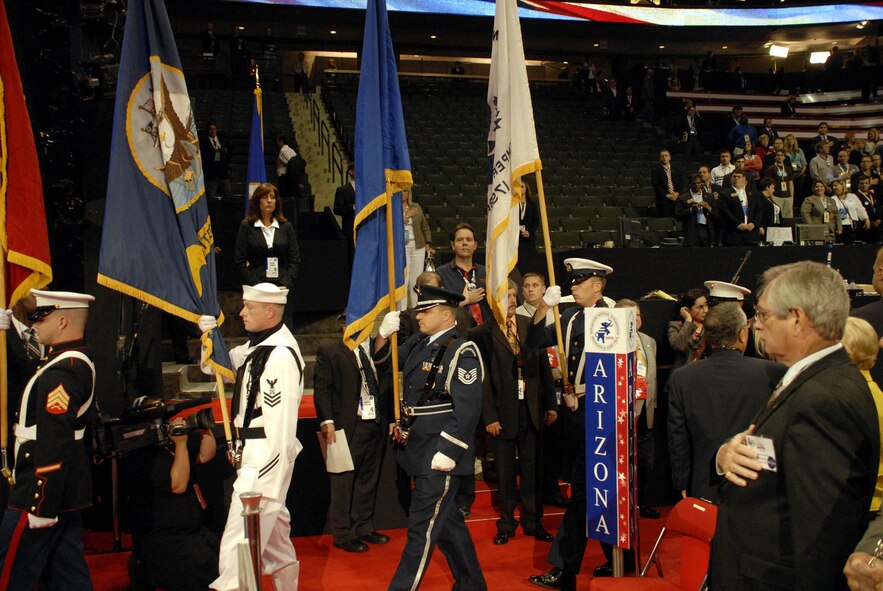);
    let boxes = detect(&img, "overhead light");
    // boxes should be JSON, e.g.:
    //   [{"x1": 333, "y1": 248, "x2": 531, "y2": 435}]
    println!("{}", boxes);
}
[
  {"x1": 721, "y1": 45, "x2": 728, "y2": 50},
  {"x1": 593, "y1": 43, "x2": 599, "y2": 47},
  {"x1": 563, "y1": 61, "x2": 569, "y2": 64},
  {"x1": 658, "y1": 45, "x2": 665, "y2": 49},
  {"x1": 769, "y1": 44, "x2": 789, "y2": 58},
  {"x1": 810, "y1": 51, "x2": 831, "y2": 64},
  {"x1": 330, "y1": 30, "x2": 336, "y2": 35},
  {"x1": 430, "y1": 35, "x2": 437, "y2": 39}
]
